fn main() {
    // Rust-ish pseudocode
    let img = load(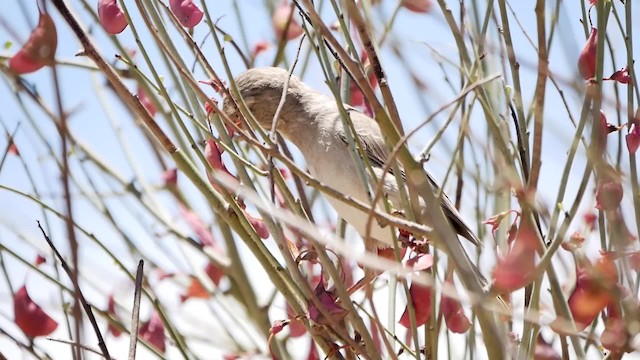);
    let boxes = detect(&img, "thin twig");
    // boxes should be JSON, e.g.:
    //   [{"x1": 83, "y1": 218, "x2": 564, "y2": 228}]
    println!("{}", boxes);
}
[{"x1": 128, "y1": 260, "x2": 144, "y2": 360}]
